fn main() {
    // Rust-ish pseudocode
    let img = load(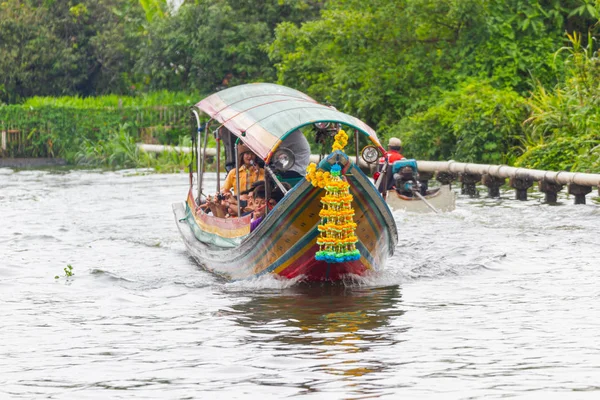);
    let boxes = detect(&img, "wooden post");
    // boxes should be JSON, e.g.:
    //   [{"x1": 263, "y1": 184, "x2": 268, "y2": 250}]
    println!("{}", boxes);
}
[
  {"x1": 1, "y1": 130, "x2": 6, "y2": 151},
  {"x1": 538, "y1": 181, "x2": 563, "y2": 204},
  {"x1": 482, "y1": 175, "x2": 506, "y2": 198},
  {"x1": 460, "y1": 173, "x2": 481, "y2": 197},
  {"x1": 418, "y1": 171, "x2": 434, "y2": 194},
  {"x1": 509, "y1": 177, "x2": 533, "y2": 201},
  {"x1": 436, "y1": 171, "x2": 456, "y2": 186},
  {"x1": 568, "y1": 183, "x2": 592, "y2": 205}
]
